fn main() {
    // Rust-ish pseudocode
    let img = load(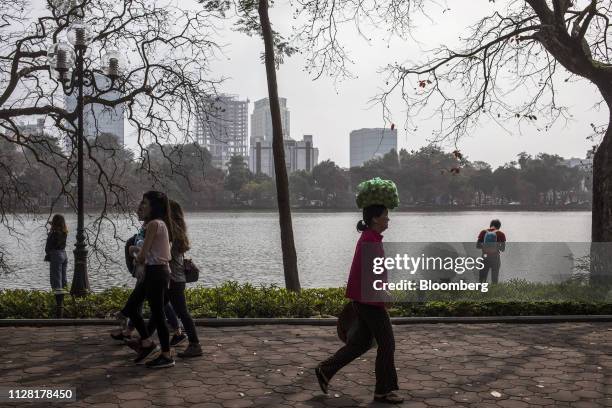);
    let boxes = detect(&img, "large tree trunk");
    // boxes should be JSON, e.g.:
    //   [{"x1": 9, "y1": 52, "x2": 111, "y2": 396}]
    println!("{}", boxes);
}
[
  {"x1": 590, "y1": 92, "x2": 612, "y2": 284},
  {"x1": 258, "y1": 0, "x2": 301, "y2": 291}
]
